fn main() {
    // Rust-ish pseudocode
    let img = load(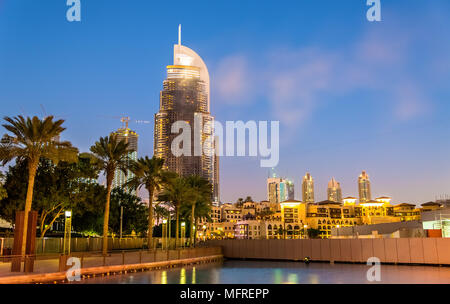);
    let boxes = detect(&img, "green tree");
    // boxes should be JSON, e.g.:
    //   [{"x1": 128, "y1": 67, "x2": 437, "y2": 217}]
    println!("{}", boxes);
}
[
  {"x1": 184, "y1": 175, "x2": 212, "y2": 246},
  {"x1": 158, "y1": 176, "x2": 194, "y2": 248},
  {"x1": 109, "y1": 188, "x2": 148, "y2": 236},
  {"x1": 236, "y1": 197, "x2": 244, "y2": 207},
  {"x1": 0, "y1": 155, "x2": 102, "y2": 238},
  {"x1": 71, "y1": 183, "x2": 106, "y2": 236},
  {"x1": 0, "y1": 115, "x2": 77, "y2": 256},
  {"x1": 154, "y1": 204, "x2": 169, "y2": 227},
  {"x1": 307, "y1": 228, "x2": 321, "y2": 239},
  {"x1": 126, "y1": 156, "x2": 173, "y2": 249},
  {"x1": 244, "y1": 196, "x2": 253, "y2": 203},
  {"x1": 256, "y1": 209, "x2": 275, "y2": 220},
  {"x1": 87, "y1": 135, "x2": 130, "y2": 255},
  {"x1": 0, "y1": 172, "x2": 7, "y2": 201}
]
